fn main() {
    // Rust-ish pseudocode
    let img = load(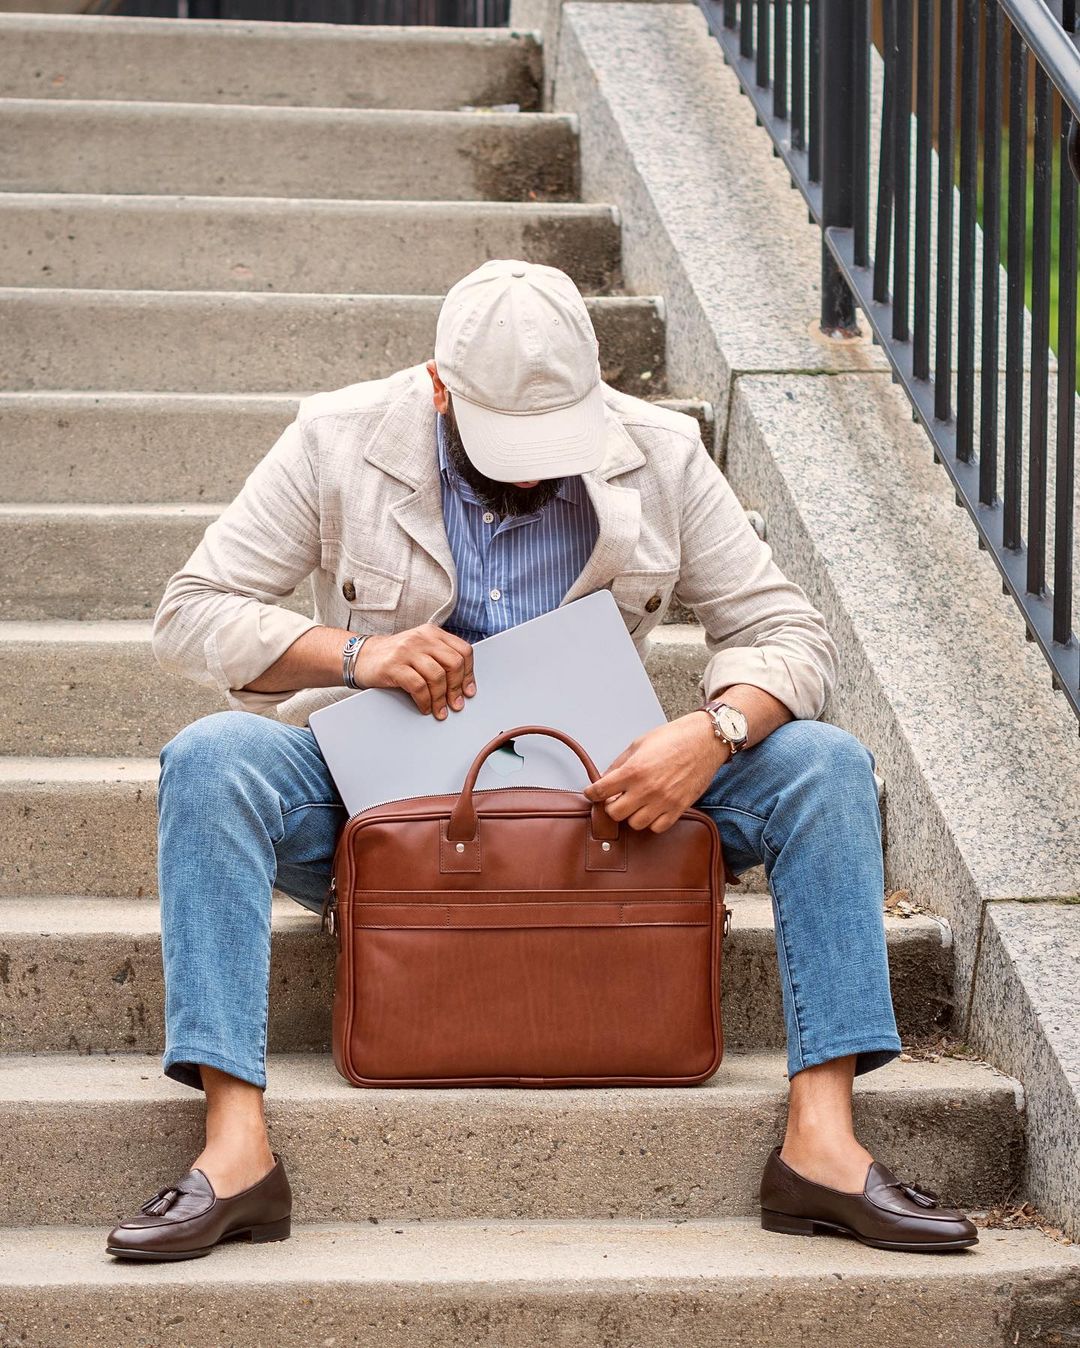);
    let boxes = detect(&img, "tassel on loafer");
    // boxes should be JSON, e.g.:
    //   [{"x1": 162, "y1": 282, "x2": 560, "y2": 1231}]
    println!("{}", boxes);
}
[
  {"x1": 759, "y1": 1146, "x2": 979, "y2": 1253},
  {"x1": 106, "y1": 1151, "x2": 292, "y2": 1261}
]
